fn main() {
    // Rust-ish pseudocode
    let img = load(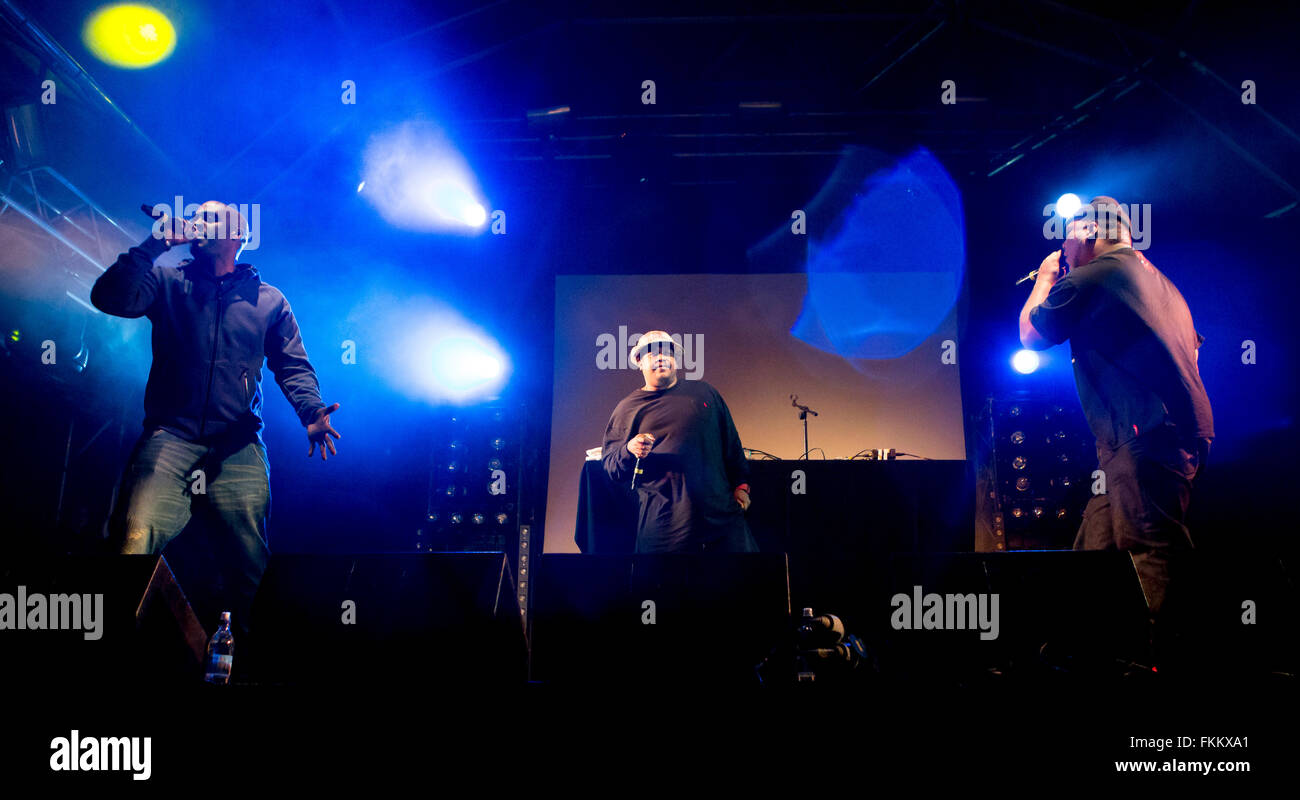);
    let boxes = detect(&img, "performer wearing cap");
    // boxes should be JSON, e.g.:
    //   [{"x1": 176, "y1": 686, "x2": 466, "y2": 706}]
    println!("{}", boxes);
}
[
  {"x1": 1019, "y1": 196, "x2": 1213, "y2": 672},
  {"x1": 600, "y1": 331, "x2": 757, "y2": 553}
]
